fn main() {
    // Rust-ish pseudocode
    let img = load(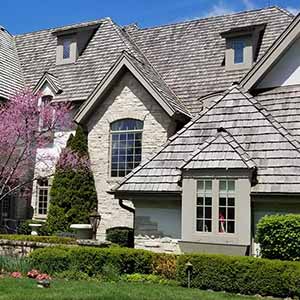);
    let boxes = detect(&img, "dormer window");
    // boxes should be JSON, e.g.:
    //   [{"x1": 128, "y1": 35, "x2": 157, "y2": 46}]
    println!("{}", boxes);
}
[
  {"x1": 56, "y1": 34, "x2": 77, "y2": 65},
  {"x1": 232, "y1": 39, "x2": 245, "y2": 64},
  {"x1": 221, "y1": 24, "x2": 266, "y2": 71},
  {"x1": 63, "y1": 38, "x2": 71, "y2": 59}
]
